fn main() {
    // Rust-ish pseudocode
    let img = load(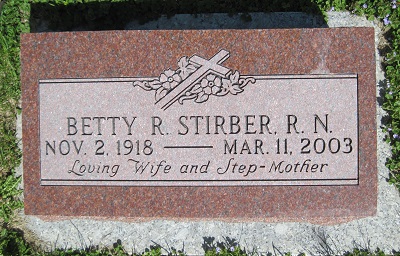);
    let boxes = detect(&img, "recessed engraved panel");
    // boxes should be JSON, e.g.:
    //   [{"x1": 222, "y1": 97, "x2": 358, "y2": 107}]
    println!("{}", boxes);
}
[{"x1": 39, "y1": 71, "x2": 358, "y2": 186}]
